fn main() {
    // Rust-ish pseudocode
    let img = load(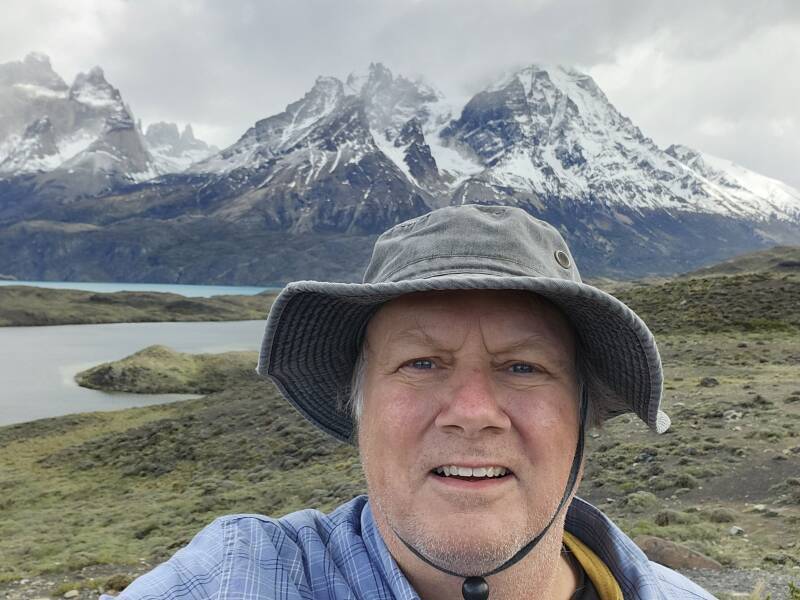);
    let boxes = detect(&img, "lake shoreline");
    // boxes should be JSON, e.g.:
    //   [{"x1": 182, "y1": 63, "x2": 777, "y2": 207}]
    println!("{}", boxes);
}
[
  {"x1": 0, "y1": 319, "x2": 265, "y2": 427},
  {"x1": 0, "y1": 285, "x2": 275, "y2": 327}
]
